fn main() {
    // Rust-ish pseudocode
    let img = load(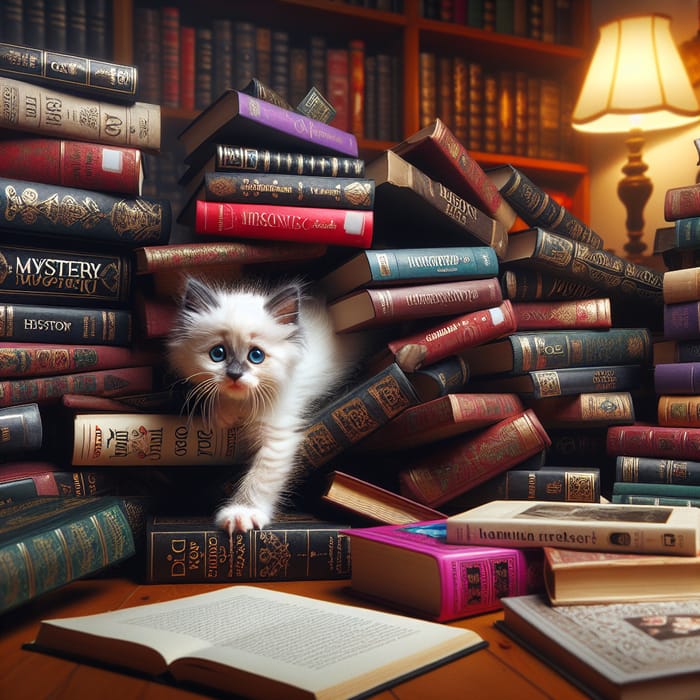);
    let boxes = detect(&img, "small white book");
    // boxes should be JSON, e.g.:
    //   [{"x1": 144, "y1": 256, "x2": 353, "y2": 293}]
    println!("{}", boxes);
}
[
  {"x1": 28, "y1": 585, "x2": 486, "y2": 700},
  {"x1": 446, "y1": 500, "x2": 700, "y2": 556}
]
